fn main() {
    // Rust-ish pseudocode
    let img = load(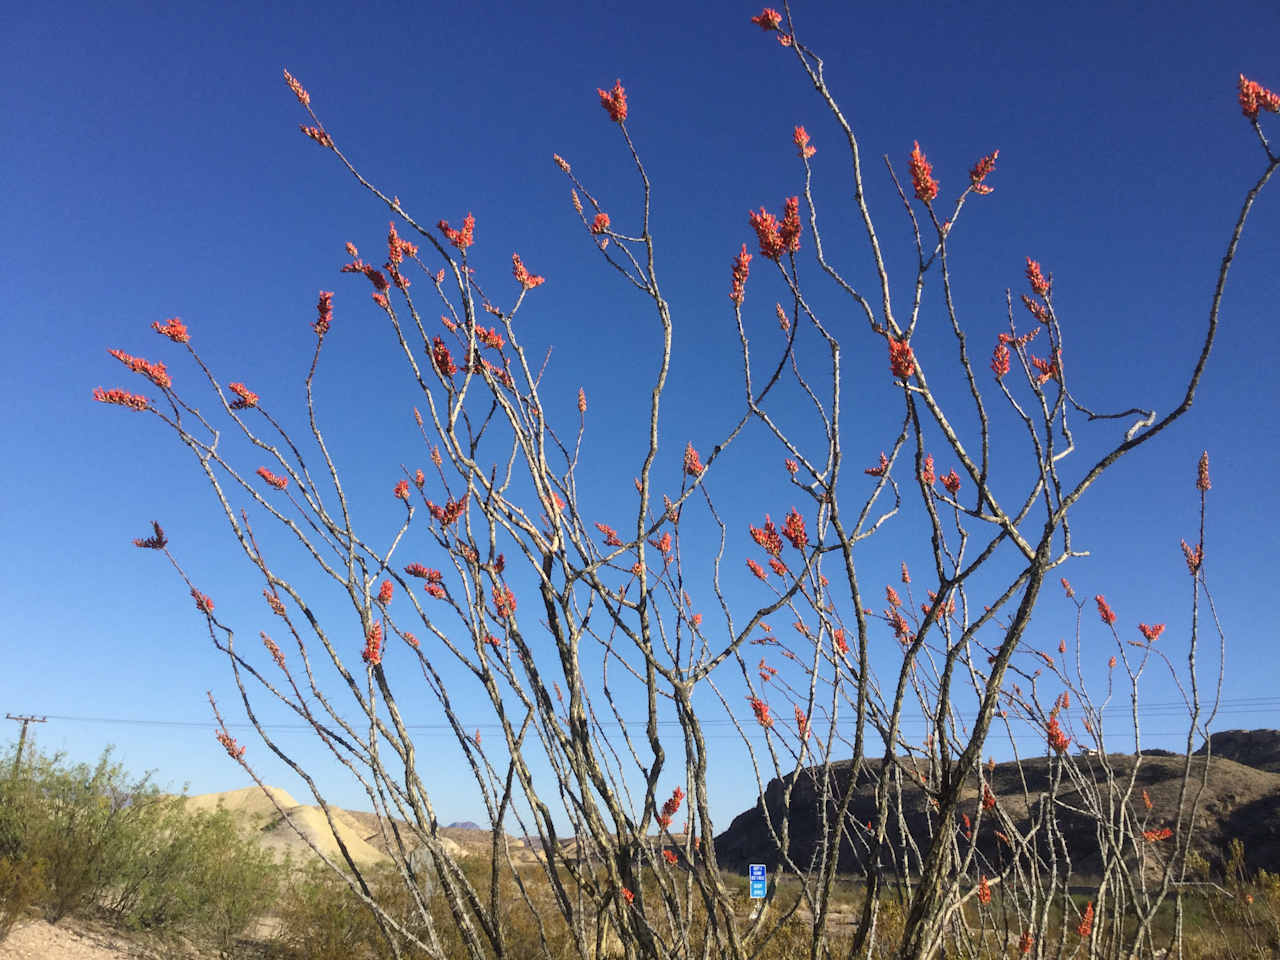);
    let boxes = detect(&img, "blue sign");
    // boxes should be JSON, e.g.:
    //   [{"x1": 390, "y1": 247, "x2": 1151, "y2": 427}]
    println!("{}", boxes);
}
[
  {"x1": 749, "y1": 863, "x2": 766, "y2": 881},
  {"x1": 750, "y1": 879, "x2": 767, "y2": 899}
]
